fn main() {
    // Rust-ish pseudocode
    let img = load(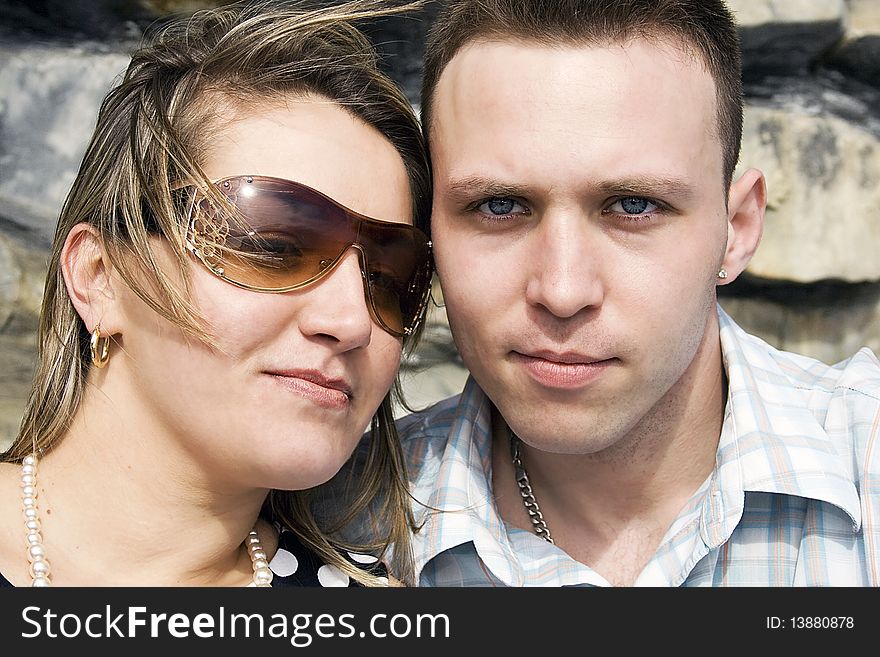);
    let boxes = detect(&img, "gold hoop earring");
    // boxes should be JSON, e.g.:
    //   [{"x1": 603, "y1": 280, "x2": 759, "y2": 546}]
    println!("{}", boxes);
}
[{"x1": 90, "y1": 323, "x2": 110, "y2": 368}]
